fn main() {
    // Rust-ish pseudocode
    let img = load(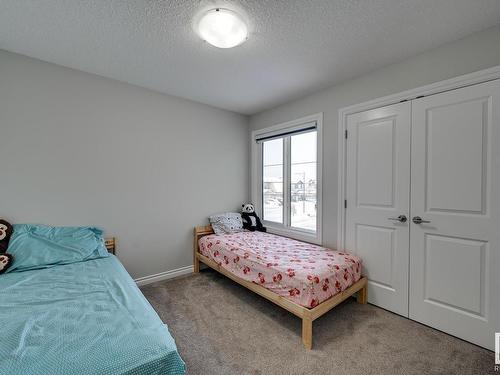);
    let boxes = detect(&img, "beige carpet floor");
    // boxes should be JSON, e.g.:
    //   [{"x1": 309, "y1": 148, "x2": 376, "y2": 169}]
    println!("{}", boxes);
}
[{"x1": 141, "y1": 269, "x2": 494, "y2": 375}]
